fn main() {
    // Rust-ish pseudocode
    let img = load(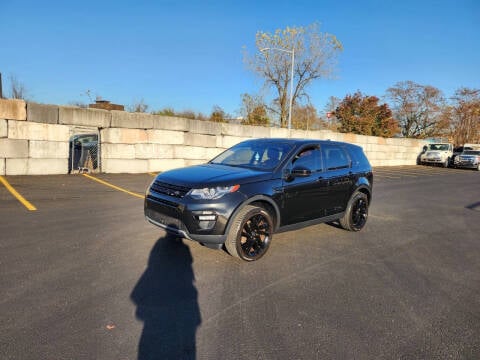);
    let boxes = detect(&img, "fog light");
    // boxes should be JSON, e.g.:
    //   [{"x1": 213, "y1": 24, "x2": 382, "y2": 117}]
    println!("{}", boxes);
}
[
  {"x1": 198, "y1": 220, "x2": 216, "y2": 230},
  {"x1": 198, "y1": 215, "x2": 216, "y2": 221}
]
